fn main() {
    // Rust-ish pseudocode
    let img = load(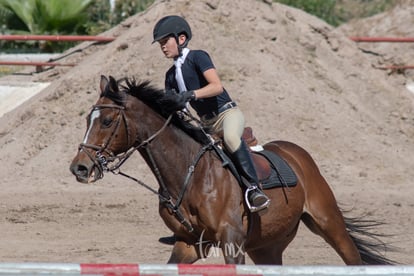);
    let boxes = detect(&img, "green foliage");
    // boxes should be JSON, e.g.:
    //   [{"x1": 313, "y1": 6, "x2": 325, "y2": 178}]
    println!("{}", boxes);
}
[
  {"x1": 0, "y1": 0, "x2": 92, "y2": 52},
  {"x1": 0, "y1": 0, "x2": 36, "y2": 33},
  {"x1": 274, "y1": 0, "x2": 397, "y2": 26},
  {"x1": 111, "y1": 0, "x2": 154, "y2": 25},
  {"x1": 84, "y1": 0, "x2": 112, "y2": 35},
  {"x1": 275, "y1": 0, "x2": 340, "y2": 26},
  {"x1": 0, "y1": 2, "x2": 26, "y2": 34},
  {"x1": 35, "y1": 0, "x2": 92, "y2": 33},
  {"x1": 0, "y1": 0, "x2": 92, "y2": 34},
  {"x1": 334, "y1": 0, "x2": 397, "y2": 23},
  {"x1": 0, "y1": 0, "x2": 154, "y2": 53},
  {"x1": 84, "y1": 0, "x2": 155, "y2": 35}
]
